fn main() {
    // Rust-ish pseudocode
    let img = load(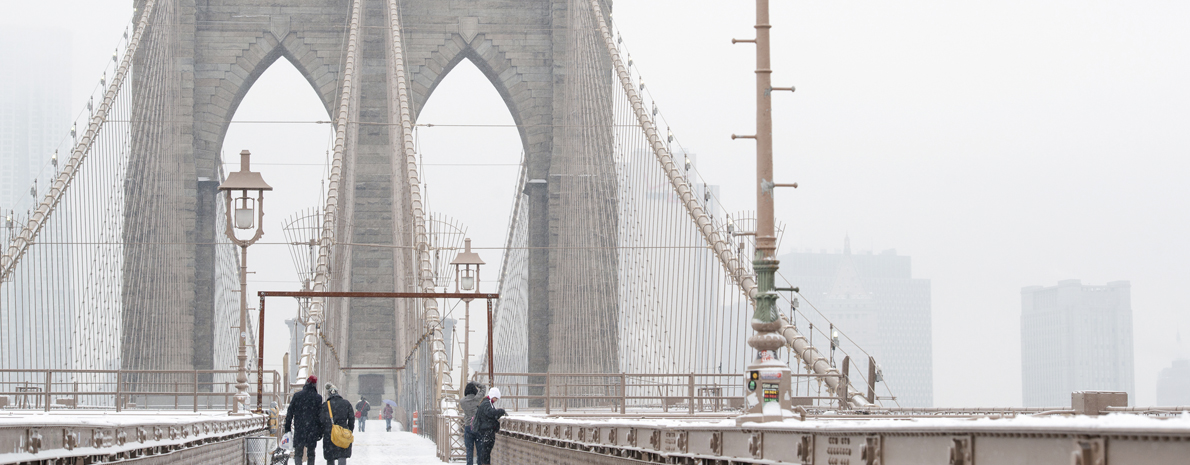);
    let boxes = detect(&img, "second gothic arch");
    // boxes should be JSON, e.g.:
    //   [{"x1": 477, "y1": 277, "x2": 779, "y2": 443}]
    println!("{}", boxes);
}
[{"x1": 407, "y1": 32, "x2": 543, "y2": 155}]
